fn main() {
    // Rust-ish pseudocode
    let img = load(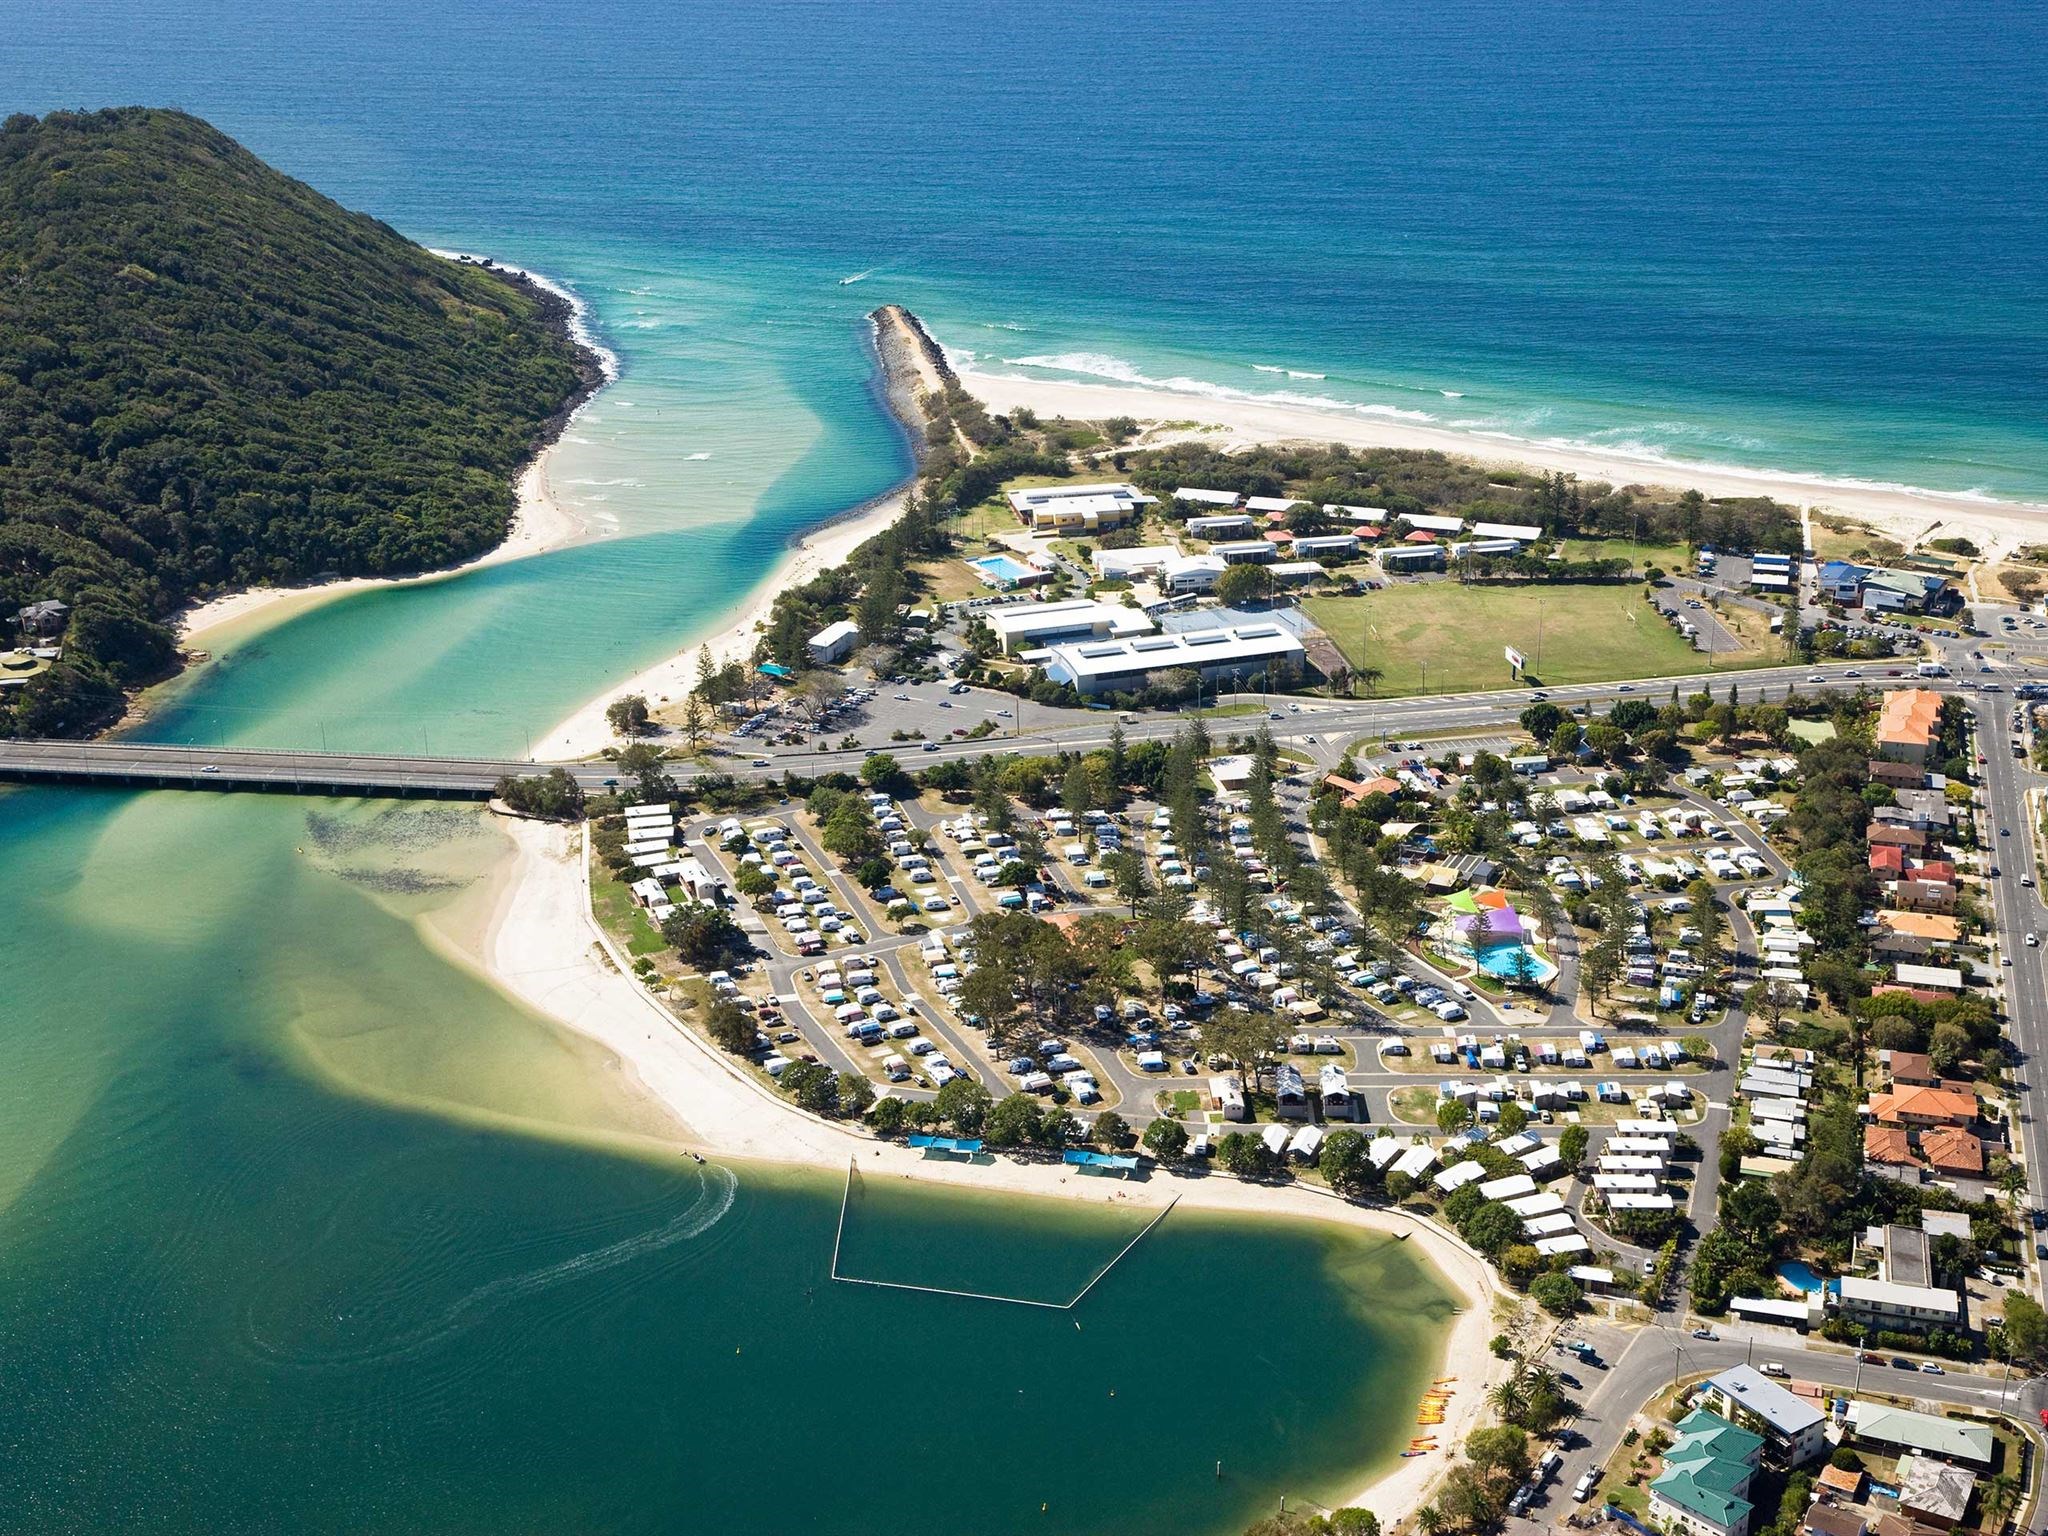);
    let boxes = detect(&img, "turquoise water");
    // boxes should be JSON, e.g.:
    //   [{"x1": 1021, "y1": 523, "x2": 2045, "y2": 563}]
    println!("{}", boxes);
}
[
  {"x1": 4, "y1": 4, "x2": 2043, "y2": 1528},
  {"x1": 12, "y1": 0, "x2": 2047, "y2": 500},
  {"x1": 1473, "y1": 943, "x2": 1559, "y2": 985},
  {"x1": 1775, "y1": 1260, "x2": 1836, "y2": 1296},
  {"x1": 967, "y1": 553, "x2": 1036, "y2": 586}
]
